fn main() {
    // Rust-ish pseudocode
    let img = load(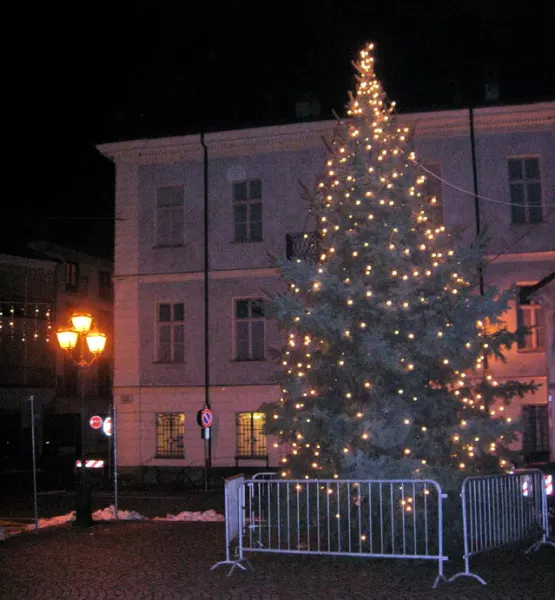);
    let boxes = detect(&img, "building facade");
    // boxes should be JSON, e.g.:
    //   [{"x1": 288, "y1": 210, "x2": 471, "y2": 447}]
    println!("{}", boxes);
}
[
  {"x1": 98, "y1": 102, "x2": 555, "y2": 474},
  {"x1": 0, "y1": 243, "x2": 113, "y2": 468}
]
